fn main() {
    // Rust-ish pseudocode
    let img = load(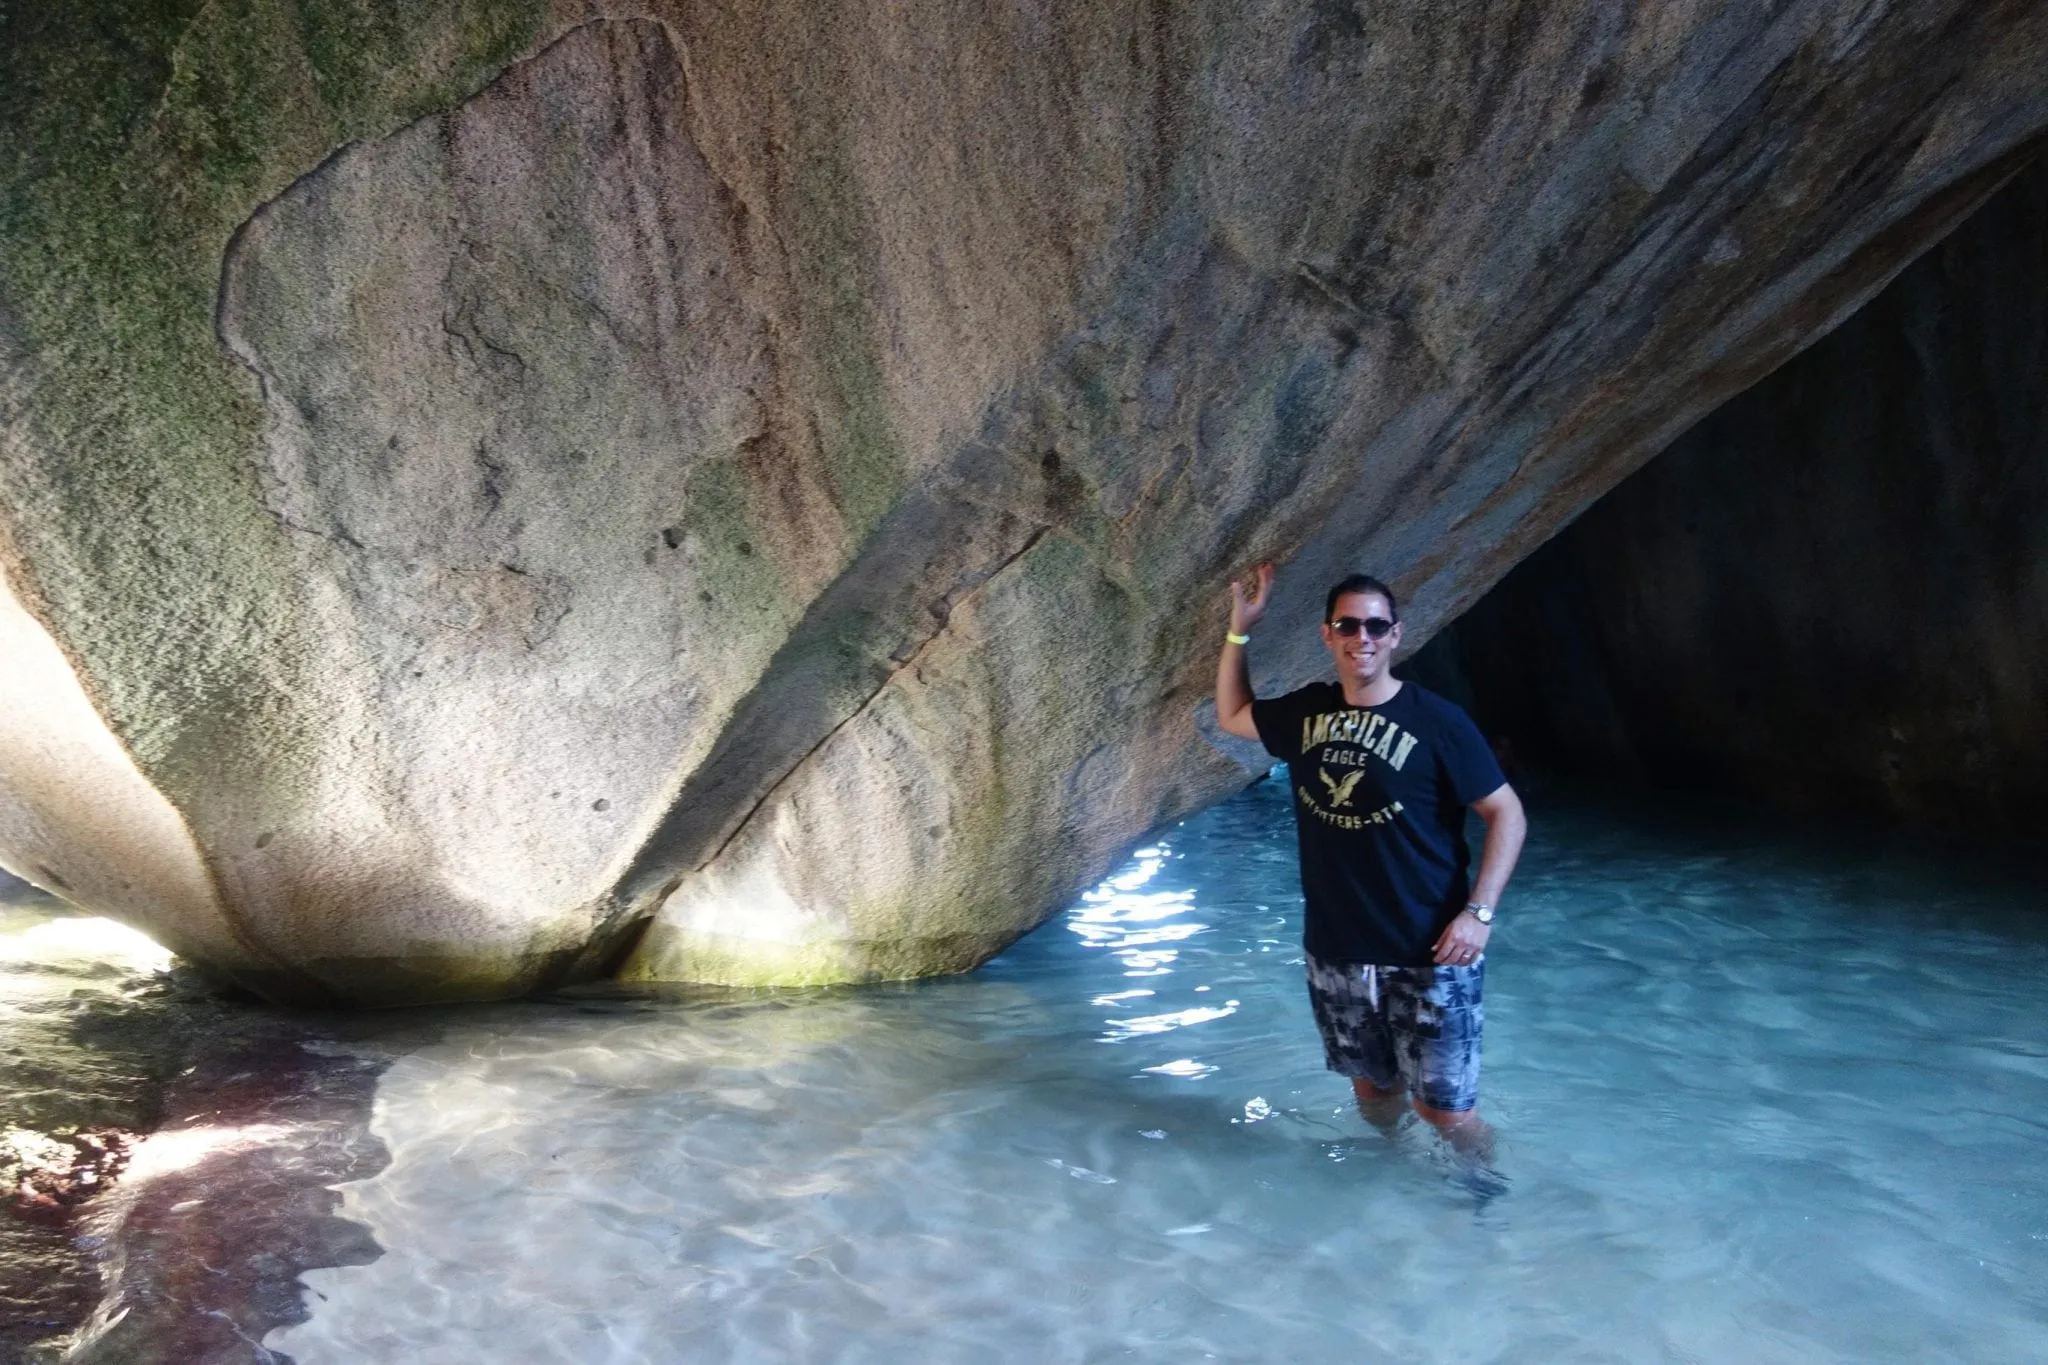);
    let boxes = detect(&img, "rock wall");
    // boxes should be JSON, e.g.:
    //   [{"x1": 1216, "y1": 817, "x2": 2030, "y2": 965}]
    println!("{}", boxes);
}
[
  {"x1": 1424, "y1": 156, "x2": 2048, "y2": 839},
  {"x1": 3, "y1": 2, "x2": 2047, "y2": 1002}
]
